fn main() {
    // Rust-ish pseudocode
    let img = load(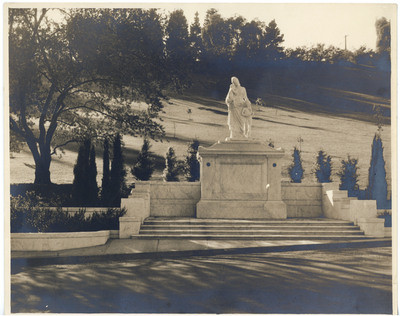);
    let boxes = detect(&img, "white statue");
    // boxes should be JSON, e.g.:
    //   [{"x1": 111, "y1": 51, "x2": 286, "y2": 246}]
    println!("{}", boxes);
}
[{"x1": 225, "y1": 76, "x2": 253, "y2": 140}]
